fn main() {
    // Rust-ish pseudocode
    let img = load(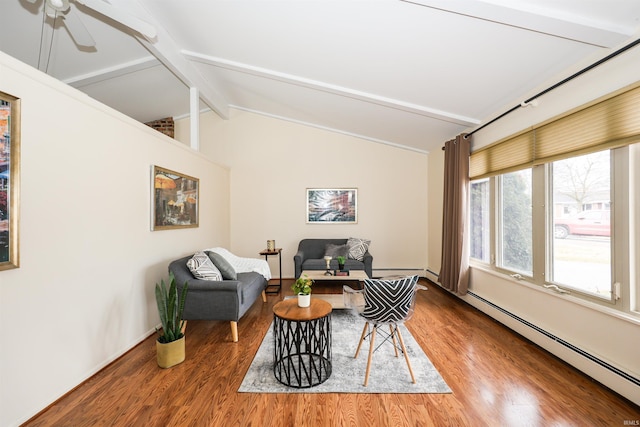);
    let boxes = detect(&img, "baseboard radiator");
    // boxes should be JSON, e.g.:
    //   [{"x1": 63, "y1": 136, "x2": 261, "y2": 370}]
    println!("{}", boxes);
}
[
  {"x1": 467, "y1": 291, "x2": 640, "y2": 388},
  {"x1": 372, "y1": 268, "x2": 426, "y2": 278},
  {"x1": 425, "y1": 268, "x2": 439, "y2": 281}
]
